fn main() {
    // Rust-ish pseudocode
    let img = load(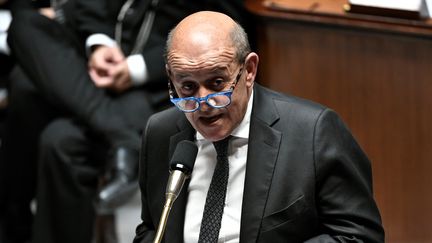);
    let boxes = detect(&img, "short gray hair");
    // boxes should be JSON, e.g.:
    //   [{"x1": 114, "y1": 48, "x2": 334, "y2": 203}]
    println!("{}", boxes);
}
[{"x1": 230, "y1": 21, "x2": 251, "y2": 63}]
